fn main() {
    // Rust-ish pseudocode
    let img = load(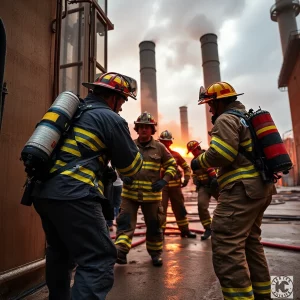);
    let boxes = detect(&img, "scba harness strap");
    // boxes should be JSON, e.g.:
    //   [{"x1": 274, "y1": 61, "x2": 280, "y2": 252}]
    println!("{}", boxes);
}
[{"x1": 224, "y1": 109, "x2": 274, "y2": 183}]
